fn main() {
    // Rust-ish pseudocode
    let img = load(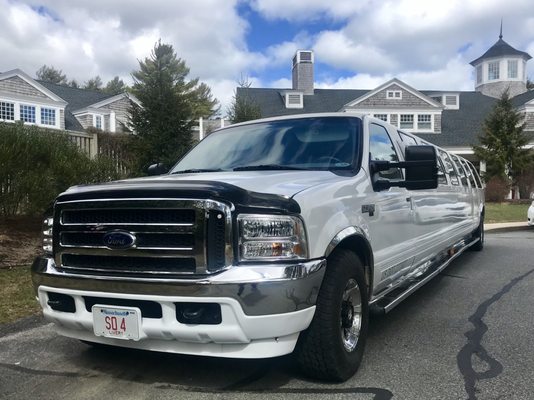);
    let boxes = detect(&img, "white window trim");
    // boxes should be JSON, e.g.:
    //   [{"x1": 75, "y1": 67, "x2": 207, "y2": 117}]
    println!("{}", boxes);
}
[
  {"x1": 386, "y1": 90, "x2": 402, "y2": 100},
  {"x1": 373, "y1": 113, "x2": 389, "y2": 123},
  {"x1": 0, "y1": 100, "x2": 16, "y2": 122},
  {"x1": 395, "y1": 113, "x2": 436, "y2": 132},
  {"x1": 488, "y1": 60, "x2": 500, "y2": 81},
  {"x1": 93, "y1": 113, "x2": 104, "y2": 129},
  {"x1": 0, "y1": 97, "x2": 60, "y2": 129}
]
